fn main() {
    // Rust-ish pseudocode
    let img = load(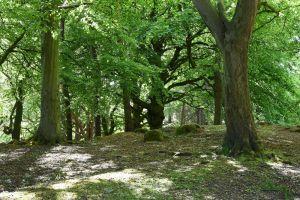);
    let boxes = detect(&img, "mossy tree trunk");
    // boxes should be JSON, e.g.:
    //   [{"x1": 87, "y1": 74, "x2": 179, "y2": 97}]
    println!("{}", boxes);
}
[
  {"x1": 147, "y1": 98, "x2": 164, "y2": 129},
  {"x1": 193, "y1": 0, "x2": 260, "y2": 155},
  {"x1": 36, "y1": 1, "x2": 61, "y2": 144}
]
